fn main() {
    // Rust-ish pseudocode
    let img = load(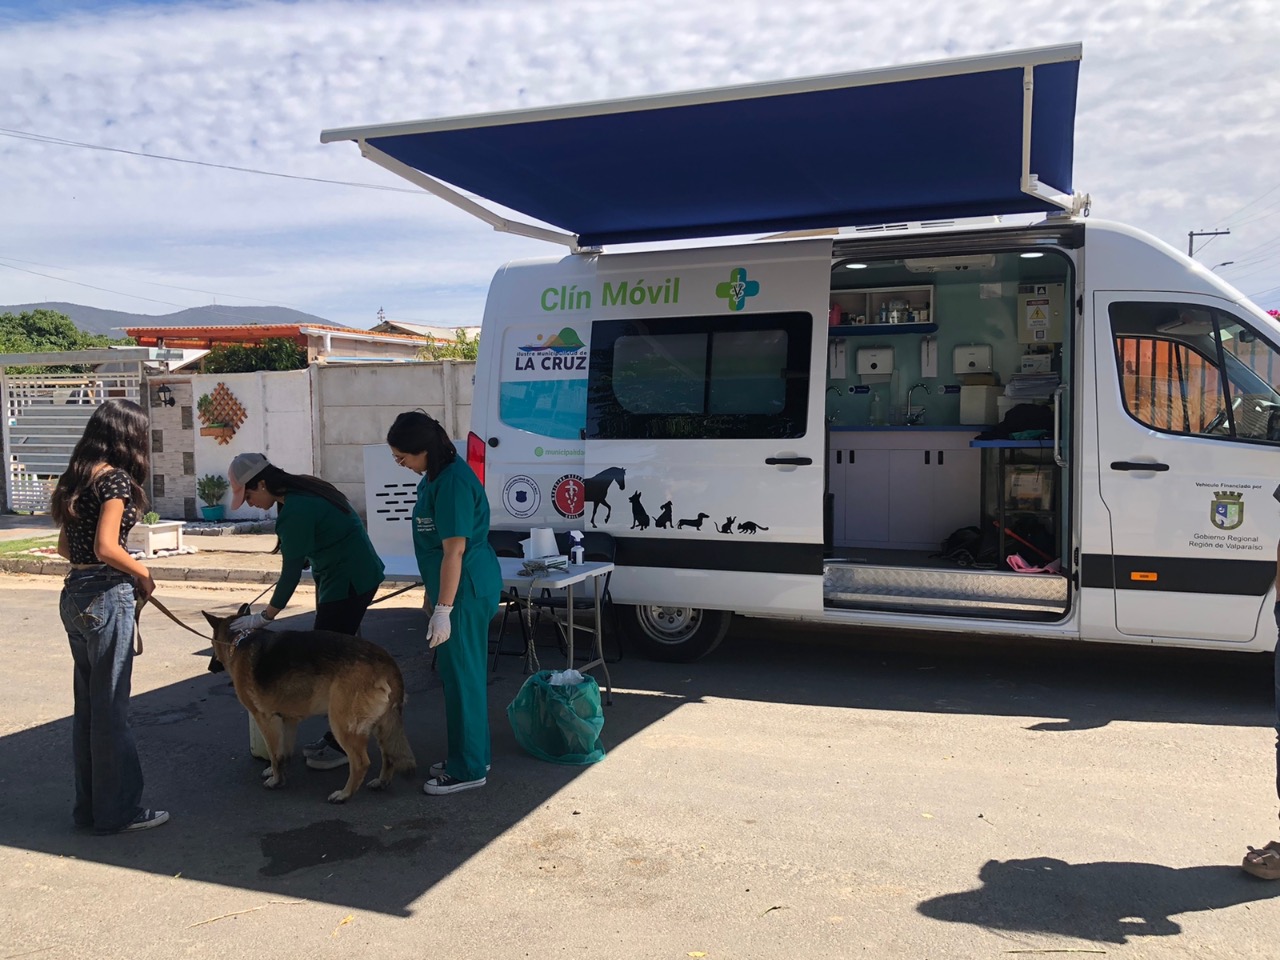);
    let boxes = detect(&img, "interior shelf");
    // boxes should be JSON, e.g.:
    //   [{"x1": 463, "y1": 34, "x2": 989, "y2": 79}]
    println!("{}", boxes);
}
[{"x1": 828, "y1": 323, "x2": 938, "y2": 337}]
